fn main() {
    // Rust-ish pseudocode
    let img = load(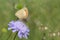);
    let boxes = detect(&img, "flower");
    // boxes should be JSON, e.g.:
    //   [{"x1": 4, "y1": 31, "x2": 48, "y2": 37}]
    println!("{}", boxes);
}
[{"x1": 8, "y1": 20, "x2": 30, "y2": 39}]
